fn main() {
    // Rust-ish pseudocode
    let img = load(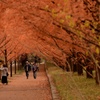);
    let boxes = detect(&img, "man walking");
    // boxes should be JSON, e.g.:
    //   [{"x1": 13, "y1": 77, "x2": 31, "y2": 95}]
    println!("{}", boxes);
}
[{"x1": 24, "y1": 61, "x2": 31, "y2": 79}]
